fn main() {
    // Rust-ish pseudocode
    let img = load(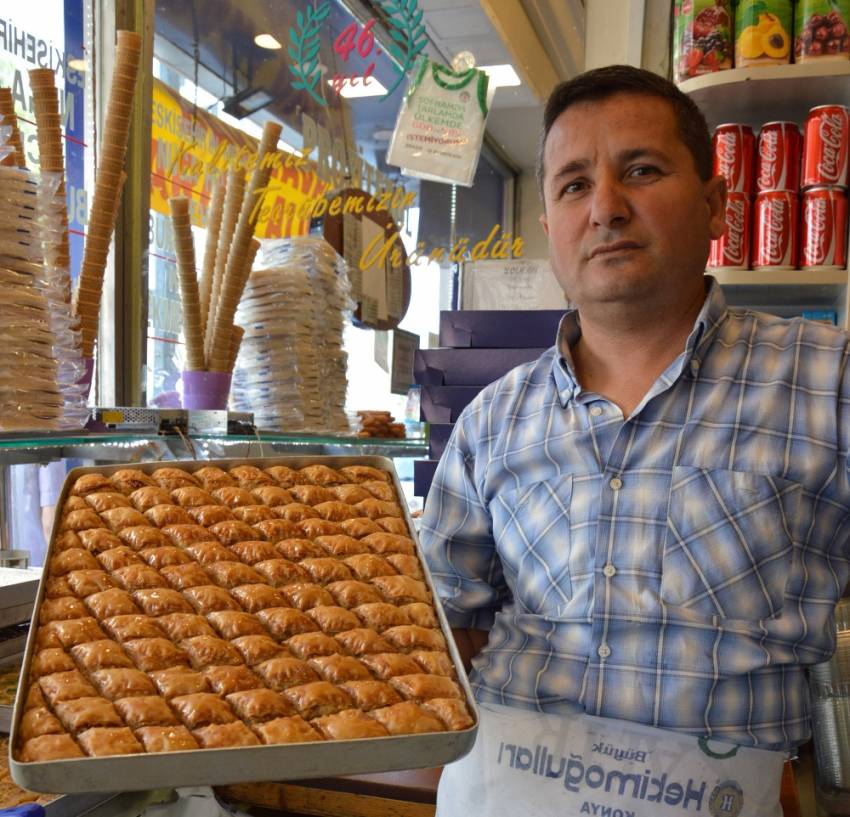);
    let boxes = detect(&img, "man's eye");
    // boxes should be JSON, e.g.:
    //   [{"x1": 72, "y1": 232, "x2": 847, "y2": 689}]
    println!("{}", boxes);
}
[
  {"x1": 629, "y1": 165, "x2": 659, "y2": 178},
  {"x1": 562, "y1": 180, "x2": 586, "y2": 195}
]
